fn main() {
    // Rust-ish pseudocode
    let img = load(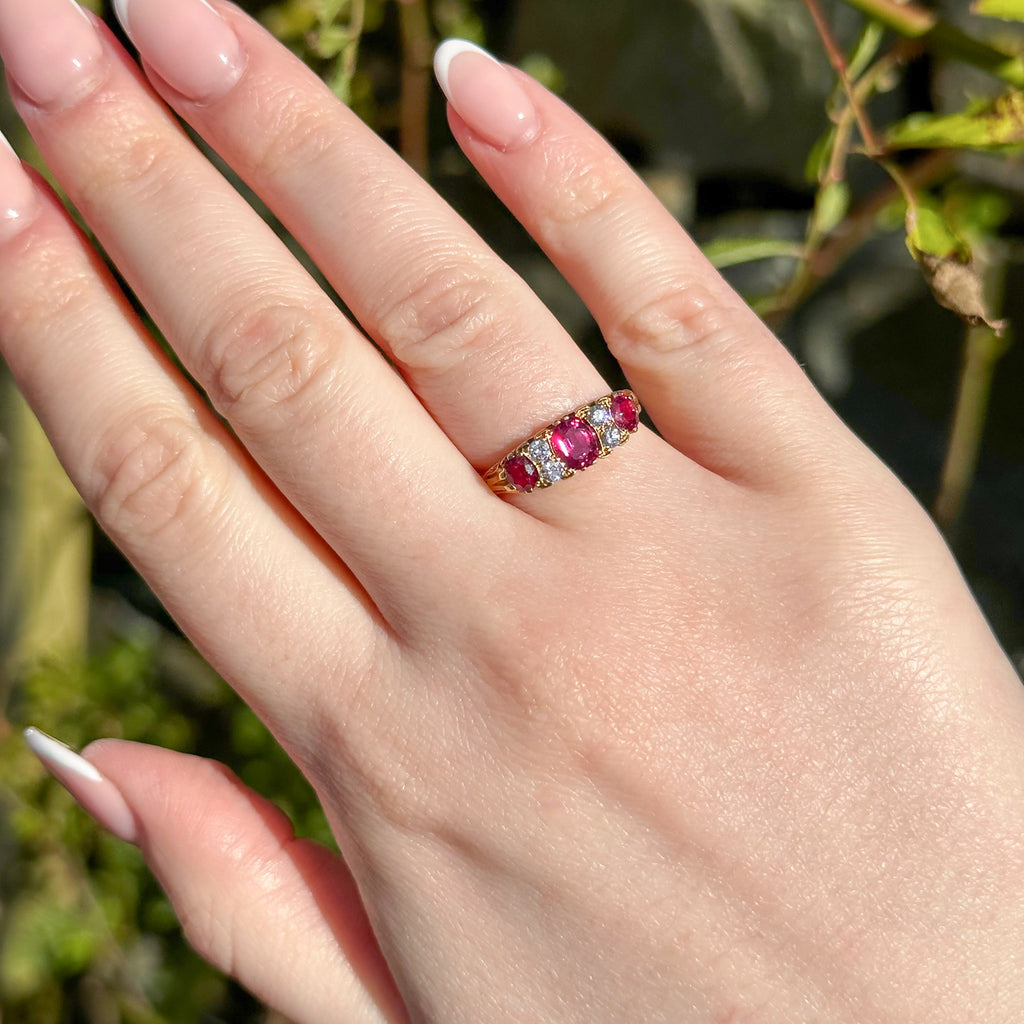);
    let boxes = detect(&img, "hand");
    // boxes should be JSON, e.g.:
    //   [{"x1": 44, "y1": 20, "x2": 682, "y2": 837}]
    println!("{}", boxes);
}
[{"x1": 4, "y1": 2, "x2": 1024, "y2": 1022}]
